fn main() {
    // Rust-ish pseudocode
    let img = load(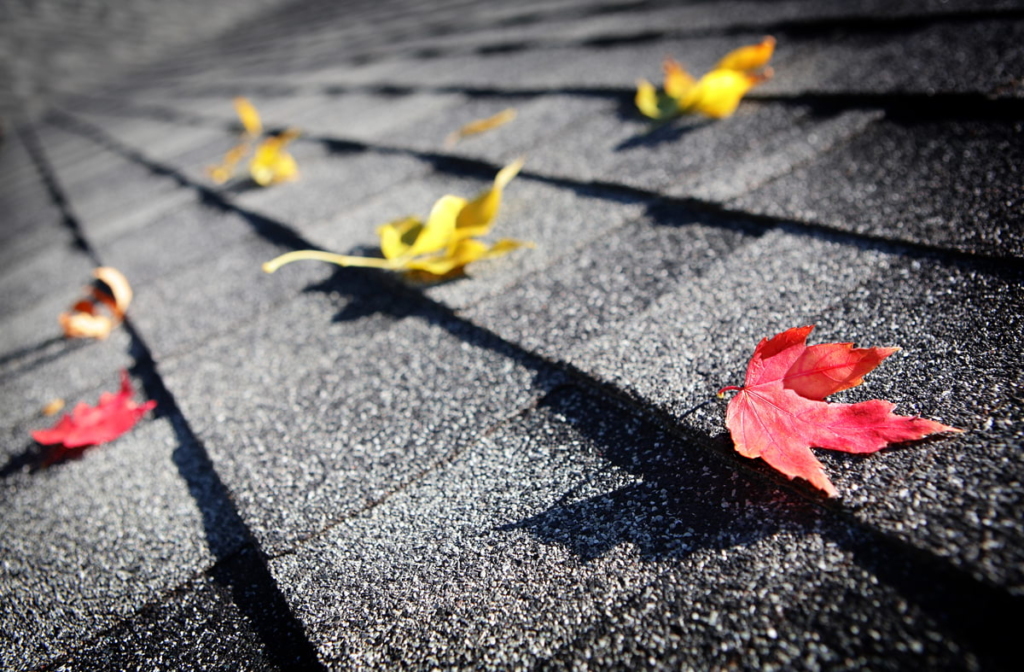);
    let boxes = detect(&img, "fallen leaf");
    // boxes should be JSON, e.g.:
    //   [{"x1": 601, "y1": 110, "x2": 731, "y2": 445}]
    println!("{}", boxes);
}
[
  {"x1": 682, "y1": 68, "x2": 773, "y2": 119},
  {"x1": 59, "y1": 267, "x2": 133, "y2": 340},
  {"x1": 250, "y1": 128, "x2": 301, "y2": 186},
  {"x1": 234, "y1": 96, "x2": 263, "y2": 137},
  {"x1": 718, "y1": 326, "x2": 960, "y2": 497},
  {"x1": 635, "y1": 79, "x2": 676, "y2": 122},
  {"x1": 42, "y1": 399, "x2": 65, "y2": 416},
  {"x1": 262, "y1": 158, "x2": 530, "y2": 279},
  {"x1": 32, "y1": 371, "x2": 156, "y2": 450},
  {"x1": 715, "y1": 36, "x2": 776, "y2": 72},
  {"x1": 636, "y1": 36, "x2": 775, "y2": 120},
  {"x1": 663, "y1": 59, "x2": 696, "y2": 100},
  {"x1": 206, "y1": 98, "x2": 299, "y2": 187},
  {"x1": 444, "y1": 108, "x2": 517, "y2": 147},
  {"x1": 207, "y1": 142, "x2": 251, "y2": 185}
]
